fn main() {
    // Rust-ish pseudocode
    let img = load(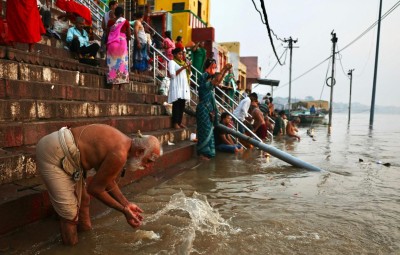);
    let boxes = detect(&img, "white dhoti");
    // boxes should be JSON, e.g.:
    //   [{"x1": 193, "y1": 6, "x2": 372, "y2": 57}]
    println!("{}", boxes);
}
[{"x1": 36, "y1": 127, "x2": 84, "y2": 222}]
